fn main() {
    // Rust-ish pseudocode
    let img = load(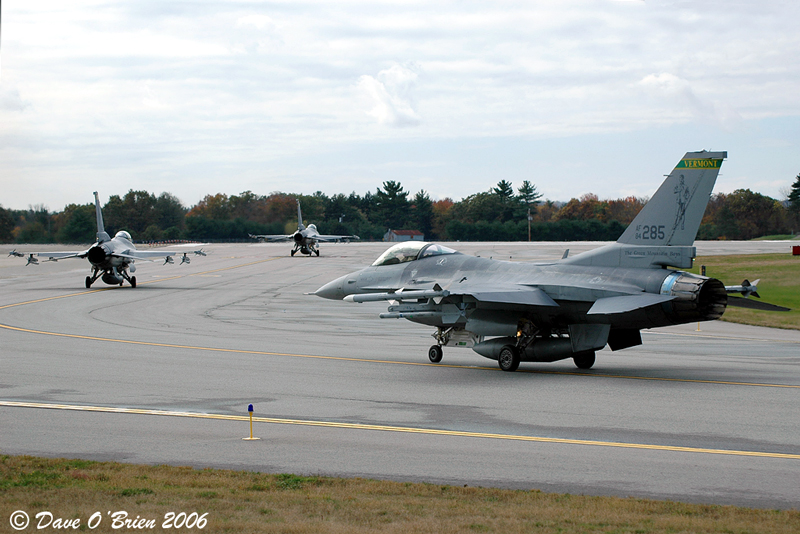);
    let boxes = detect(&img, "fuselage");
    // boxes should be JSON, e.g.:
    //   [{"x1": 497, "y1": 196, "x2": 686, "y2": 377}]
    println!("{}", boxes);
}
[
  {"x1": 316, "y1": 250, "x2": 726, "y2": 335},
  {"x1": 86, "y1": 231, "x2": 138, "y2": 285}
]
